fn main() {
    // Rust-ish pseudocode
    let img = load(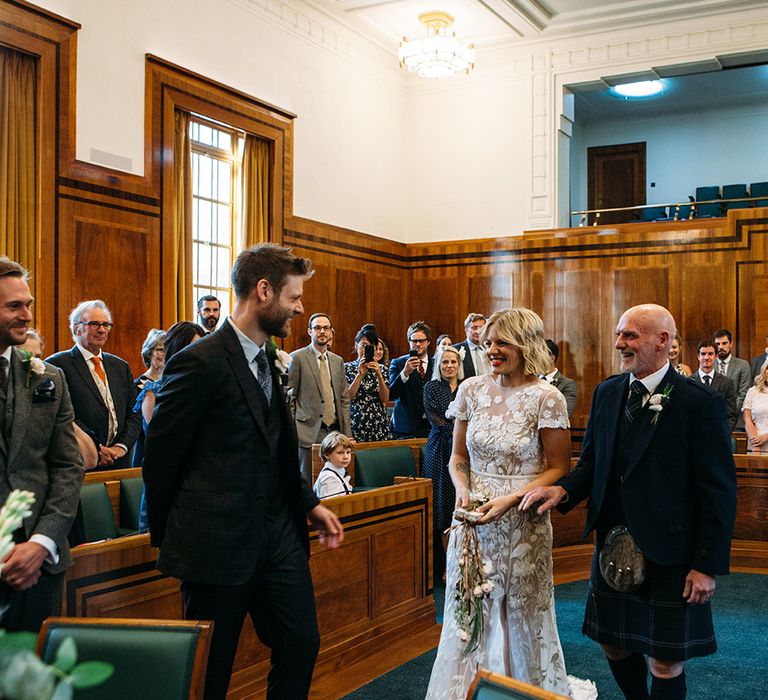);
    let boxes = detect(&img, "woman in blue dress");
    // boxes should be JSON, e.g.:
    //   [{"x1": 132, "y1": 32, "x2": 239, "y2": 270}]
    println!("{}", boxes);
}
[
  {"x1": 134, "y1": 321, "x2": 205, "y2": 531},
  {"x1": 422, "y1": 344, "x2": 463, "y2": 574},
  {"x1": 344, "y1": 324, "x2": 392, "y2": 442}
]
